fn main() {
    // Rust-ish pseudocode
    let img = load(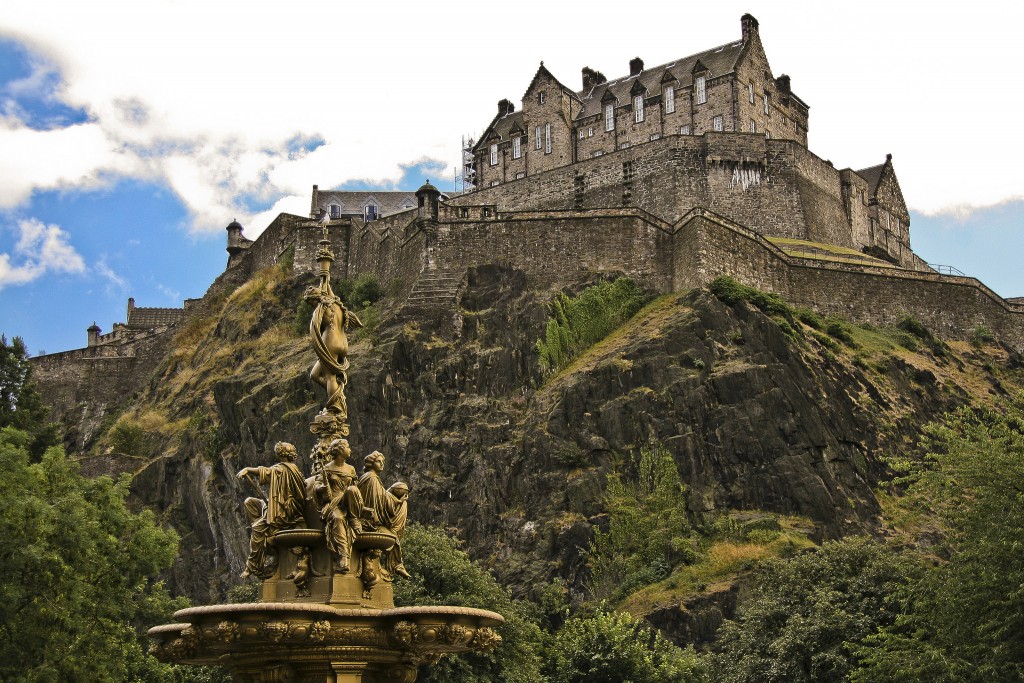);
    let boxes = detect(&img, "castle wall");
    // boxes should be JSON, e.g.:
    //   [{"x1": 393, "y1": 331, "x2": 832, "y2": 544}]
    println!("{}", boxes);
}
[
  {"x1": 430, "y1": 211, "x2": 674, "y2": 293},
  {"x1": 675, "y1": 213, "x2": 1024, "y2": 348},
  {"x1": 31, "y1": 325, "x2": 178, "y2": 453},
  {"x1": 344, "y1": 210, "x2": 425, "y2": 302}
]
